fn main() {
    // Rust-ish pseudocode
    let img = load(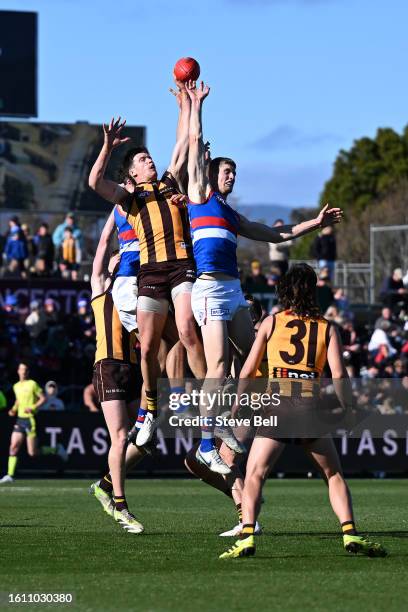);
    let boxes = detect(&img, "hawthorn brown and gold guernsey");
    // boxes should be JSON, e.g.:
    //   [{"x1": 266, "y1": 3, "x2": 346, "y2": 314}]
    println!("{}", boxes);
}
[
  {"x1": 91, "y1": 291, "x2": 137, "y2": 364},
  {"x1": 125, "y1": 172, "x2": 193, "y2": 266},
  {"x1": 267, "y1": 310, "x2": 330, "y2": 397}
]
